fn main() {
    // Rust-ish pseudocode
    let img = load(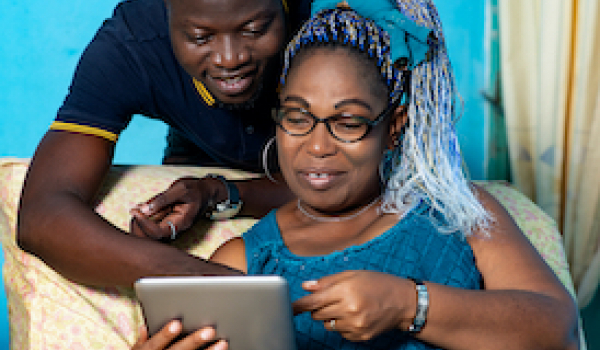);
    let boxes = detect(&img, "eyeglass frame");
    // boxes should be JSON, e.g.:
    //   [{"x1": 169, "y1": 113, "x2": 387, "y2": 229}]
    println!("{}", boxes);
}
[{"x1": 273, "y1": 96, "x2": 403, "y2": 143}]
